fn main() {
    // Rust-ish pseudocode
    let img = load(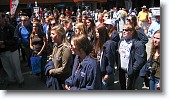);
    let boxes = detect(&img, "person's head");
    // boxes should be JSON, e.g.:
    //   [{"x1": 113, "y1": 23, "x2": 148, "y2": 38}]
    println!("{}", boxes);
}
[
  {"x1": 0, "y1": 12, "x2": 6, "y2": 25},
  {"x1": 122, "y1": 24, "x2": 135, "y2": 39},
  {"x1": 71, "y1": 34, "x2": 93, "y2": 56},
  {"x1": 126, "y1": 15, "x2": 137, "y2": 27},
  {"x1": 86, "y1": 18, "x2": 95, "y2": 28},
  {"x1": 50, "y1": 19, "x2": 56, "y2": 28},
  {"x1": 103, "y1": 12, "x2": 109, "y2": 22},
  {"x1": 82, "y1": 15, "x2": 88, "y2": 25},
  {"x1": 152, "y1": 30, "x2": 160, "y2": 48},
  {"x1": 95, "y1": 25, "x2": 109, "y2": 52},
  {"x1": 98, "y1": 13, "x2": 103, "y2": 22},
  {"x1": 150, "y1": 30, "x2": 160, "y2": 60},
  {"x1": 32, "y1": 22, "x2": 42, "y2": 33},
  {"x1": 50, "y1": 25, "x2": 66, "y2": 44},
  {"x1": 75, "y1": 23, "x2": 87, "y2": 35},
  {"x1": 141, "y1": 5, "x2": 147, "y2": 12},
  {"x1": 21, "y1": 16, "x2": 29, "y2": 26},
  {"x1": 155, "y1": 15, "x2": 160, "y2": 22}
]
